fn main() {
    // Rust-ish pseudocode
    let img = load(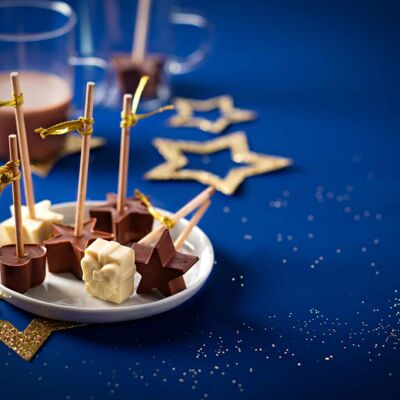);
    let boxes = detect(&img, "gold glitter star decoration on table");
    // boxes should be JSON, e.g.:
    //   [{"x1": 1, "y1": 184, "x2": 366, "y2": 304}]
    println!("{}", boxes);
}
[
  {"x1": 0, "y1": 317, "x2": 84, "y2": 361},
  {"x1": 168, "y1": 95, "x2": 257, "y2": 133},
  {"x1": 145, "y1": 131, "x2": 292, "y2": 195}
]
